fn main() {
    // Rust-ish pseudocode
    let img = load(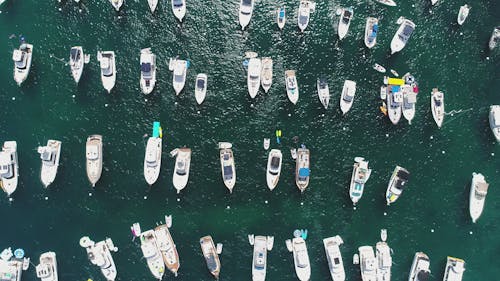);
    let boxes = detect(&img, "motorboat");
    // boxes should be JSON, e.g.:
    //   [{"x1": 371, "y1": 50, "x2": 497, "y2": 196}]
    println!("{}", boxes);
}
[
  {"x1": 144, "y1": 122, "x2": 162, "y2": 186},
  {"x1": 340, "y1": 80, "x2": 356, "y2": 115},
  {"x1": 358, "y1": 246, "x2": 377, "y2": 281},
  {"x1": 402, "y1": 85, "x2": 417, "y2": 125},
  {"x1": 387, "y1": 87, "x2": 403, "y2": 125},
  {"x1": 285, "y1": 237, "x2": 310, "y2": 281},
  {"x1": 37, "y1": 140, "x2": 61, "y2": 188},
  {"x1": 0, "y1": 247, "x2": 30, "y2": 281},
  {"x1": 338, "y1": 7, "x2": 353, "y2": 40},
  {"x1": 247, "y1": 56, "x2": 261, "y2": 99},
  {"x1": 295, "y1": 146, "x2": 310, "y2": 192},
  {"x1": 97, "y1": 51, "x2": 116, "y2": 93},
  {"x1": 431, "y1": 0, "x2": 438, "y2": 5},
  {"x1": 386, "y1": 166, "x2": 410, "y2": 205},
  {"x1": 442, "y1": 257, "x2": 465, "y2": 281},
  {"x1": 79, "y1": 236, "x2": 118, "y2": 281},
  {"x1": 323, "y1": 236, "x2": 345, "y2": 281},
  {"x1": 86, "y1": 135, "x2": 103, "y2": 187},
  {"x1": 390, "y1": 18, "x2": 415, "y2": 54},
  {"x1": 390, "y1": 69, "x2": 399, "y2": 77},
  {"x1": 375, "y1": 0, "x2": 396, "y2": 7},
  {"x1": 195, "y1": 73, "x2": 208, "y2": 104},
  {"x1": 365, "y1": 17, "x2": 379, "y2": 48},
  {"x1": 248, "y1": 235, "x2": 274, "y2": 281},
  {"x1": 489, "y1": 105, "x2": 500, "y2": 142},
  {"x1": 349, "y1": 157, "x2": 372, "y2": 205},
  {"x1": 266, "y1": 149, "x2": 282, "y2": 191},
  {"x1": 263, "y1": 138, "x2": 270, "y2": 150},
  {"x1": 69, "y1": 46, "x2": 88, "y2": 84},
  {"x1": 148, "y1": 0, "x2": 158, "y2": 13},
  {"x1": 0, "y1": 141, "x2": 18, "y2": 197},
  {"x1": 200, "y1": 236, "x2": 223, "y2": 280},
  {"x1": 457, "y1": 5, "x2": 470, "y2": 25},
  {"x1": 431, "y1": 88, "x2": 445, "y2": 128},
  {"x1": 297, "y1": 1, "x2": 315, "y2": 32},
  {"x1": 291, "y1": 148, "x2": 297, "y2": 160},
  {"x1": 109, "y1": 0, "x2": 123, "y2": 11},
  {"x1": 140, "y1": 48, "x2": 156, "y2": 95},
  {"x1": 488, "y1": 27, "x2": 500, "y2": 50},
  {"x1": 219, "y1": 142, "x2": 236, "y2": 193},
  {"x1": 408, "y1": 252, "x2": 431, "y2": 281},
  {"x1": 469, "y1": 172, "x2": 489, "y2": 223},
  {"x1": 285, "y1": 70, "x2": 299, "y2": 104},
  {"x1": 277, "y1": 7, "x2": 286, "y2": 30},
  {"x1": 12, "y1": 42, "x2": 33, "y2": 86},
  {"x1": 239, "y1": 0, "x2": 254, "y2": 30},
  {"x1": 172, "y1": 148, "x2": 191, "y2": 193},
  {"x1": 35, "y1": 252, "x2": 58, "y2": 281},
  {"x1": 155, "y1": 217, "x2": 180, "y2": 277},
  {"x1": 139, "y1": 230, "x2": 165, "y2": 280},
  {"x1": 0, "y1": 0, "x2": 6, "y2": 6},
  {"x1": 376, "y1": 235, "x2": 392, "y2": 281},
  {"x1": 317, "y1": 77, "x2": 330, "y2": 109},
  {"x1": 261, "y1": 57, "x2": 273, "y2": 93},
  {"x1": 172, "y1": 0, "x2": 186, "y2": 21},
  {"x1": 373, "y1": 63, "x2": 386, "y2": 73},
  {"x1": 170, "y1": 58, "x2": 187, "y2": 95}
]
